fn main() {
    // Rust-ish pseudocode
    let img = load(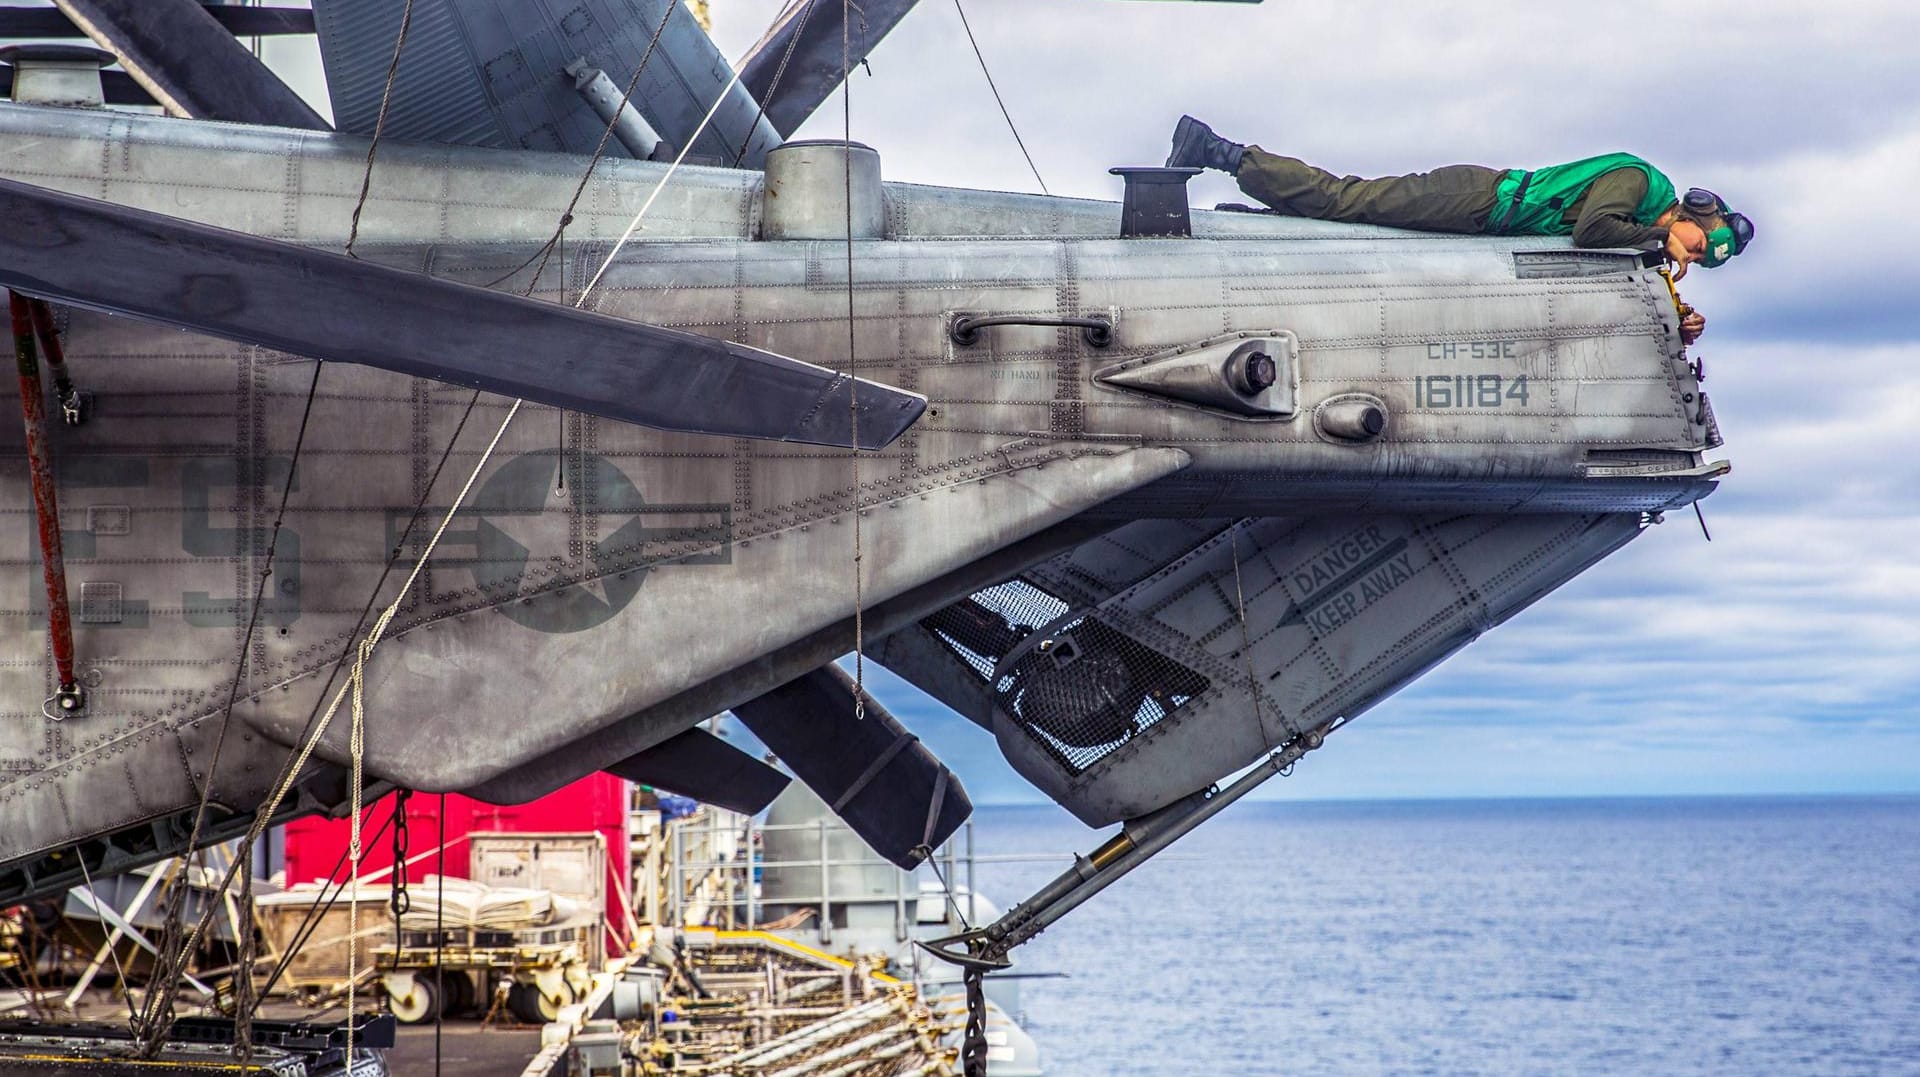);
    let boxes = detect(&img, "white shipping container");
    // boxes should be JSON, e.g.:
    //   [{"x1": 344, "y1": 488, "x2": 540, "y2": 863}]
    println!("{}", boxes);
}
[{"x1": 468, "y1": 832, "x2": 607, "y2": 917}]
